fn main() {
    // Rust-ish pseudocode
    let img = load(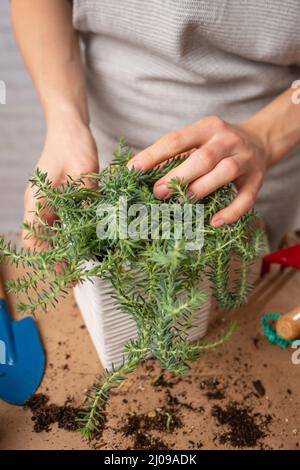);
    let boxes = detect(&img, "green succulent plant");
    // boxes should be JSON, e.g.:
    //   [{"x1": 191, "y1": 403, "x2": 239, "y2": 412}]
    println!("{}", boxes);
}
[{"x1": 0, "y1": 139, "x2": 264, "y2": 438}]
